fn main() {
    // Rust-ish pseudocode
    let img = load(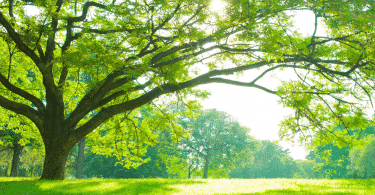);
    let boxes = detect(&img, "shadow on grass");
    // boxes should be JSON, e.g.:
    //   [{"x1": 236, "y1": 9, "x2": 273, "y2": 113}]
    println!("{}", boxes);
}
[{"x1": 0, "y1": 177, "x2": 206, "y2": 195}]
